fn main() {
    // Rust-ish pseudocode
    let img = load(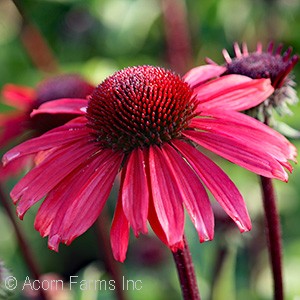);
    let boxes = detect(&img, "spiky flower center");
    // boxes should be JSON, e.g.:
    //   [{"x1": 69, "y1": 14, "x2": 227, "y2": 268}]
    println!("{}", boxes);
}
[
  {"x1": 221, "y1": 43, "x2": 299, "y2": 119},
  {"x1": 87, "y1": 66, "x2": 196, "y2": 152},
  {"x1": 227, "y1": 53, "x2": 291, "y2": 88},
  {"x1": 34, "y1": 74, "x2": 94, "y2": 108},
  {"x1": 225, "y1": 44, "x2": 298, "y2": 89},
  {"x1": 30, "y1": 75, "x2": 94, "y2": 133}
]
